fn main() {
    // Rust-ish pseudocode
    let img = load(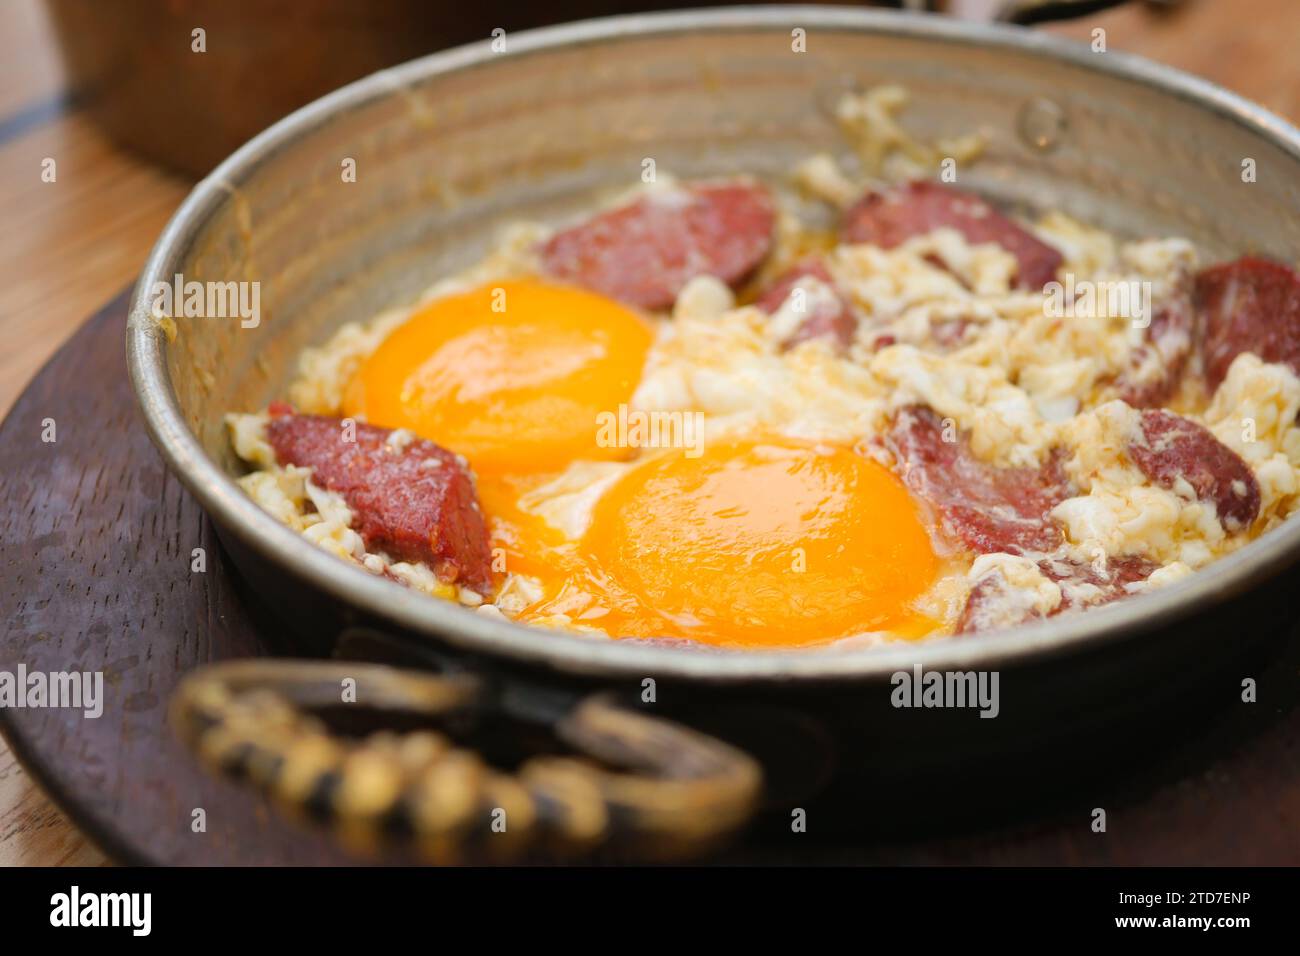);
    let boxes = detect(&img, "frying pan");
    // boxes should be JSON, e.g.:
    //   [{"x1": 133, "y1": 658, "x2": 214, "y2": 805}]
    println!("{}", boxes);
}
[{"x1": 126, "y1": 7, "x2": 1300, "y2": 862}]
